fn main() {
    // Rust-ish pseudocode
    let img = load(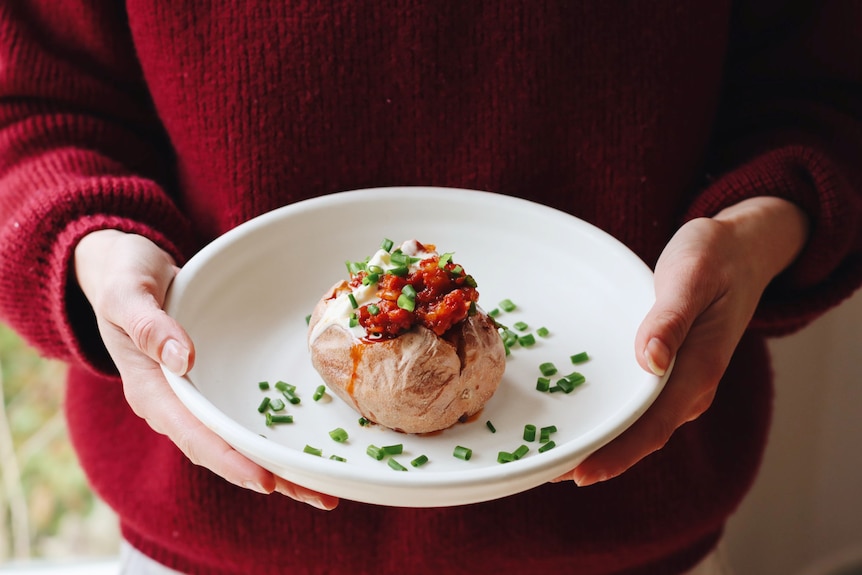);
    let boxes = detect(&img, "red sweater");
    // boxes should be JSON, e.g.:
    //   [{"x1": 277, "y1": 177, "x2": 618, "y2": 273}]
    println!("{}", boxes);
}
[{"x1": 2, "y1": 2, "x2": 861, "y2": 573}]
